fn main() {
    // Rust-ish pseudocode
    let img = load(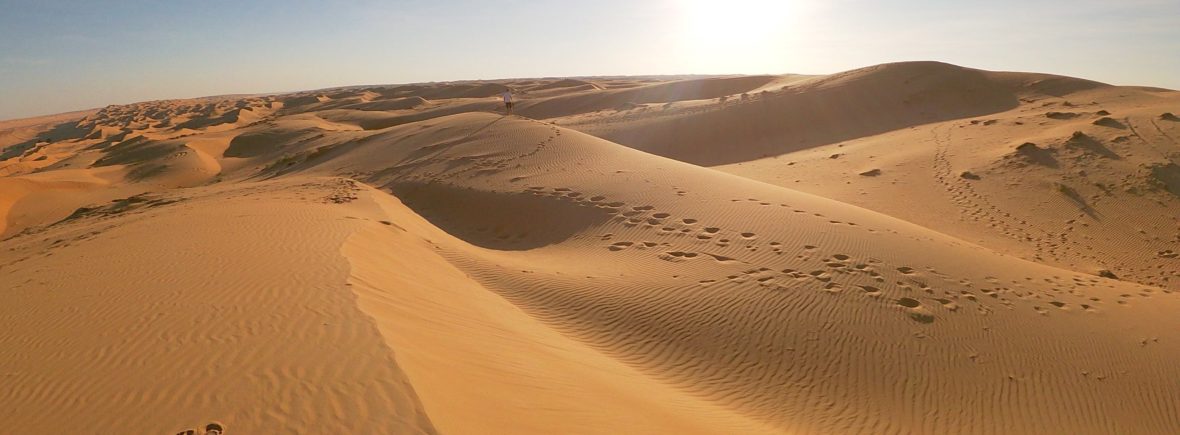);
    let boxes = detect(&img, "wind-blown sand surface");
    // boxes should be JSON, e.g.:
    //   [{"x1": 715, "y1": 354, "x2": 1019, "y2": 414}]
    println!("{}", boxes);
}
[{"x1": 2, "y1": 61, "x2": 1179, "y2": 434}]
